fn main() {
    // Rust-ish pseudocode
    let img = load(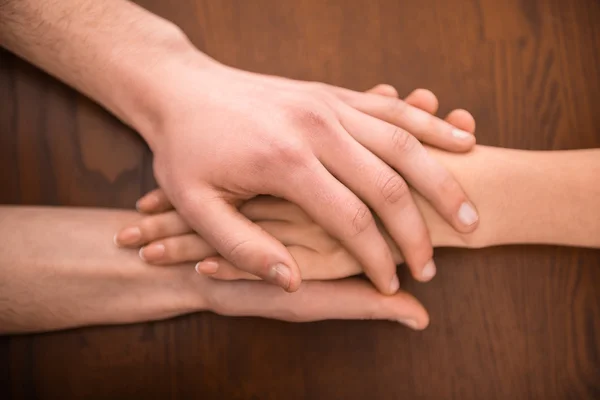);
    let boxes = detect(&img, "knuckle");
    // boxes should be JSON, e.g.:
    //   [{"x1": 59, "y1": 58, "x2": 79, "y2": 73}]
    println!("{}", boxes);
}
[
  {"x1": 163, "y1": 238, "x2": 183, "y2": 261},
  {"x1": 348, "y1": 205, "x2": 375, "y2": 238},
  {"x1": 269, "y1": 139, "x2": 310, "y2": 167},
  {"x1": 306, "y1": 81, "x2": 330, "y2": 92},
  {"x1": 226, "y1": 239, "x2": 253, "y2": 262},
  {"x1": 224, "y1": 239, "x2": 272, "y2": 279},
  {"x1": 409, "y1": 240, "x2": 434, "y2": 265},
  {"x1": 390, "y1": 127, "x2": 416, "y2": 154},
  {"x1": 385, "y1": 97, "x2": 409, "y2": 118},
  {"x1": 437, "y1": 172, "x2": 463, "y2": 202},
  {"x1": 379, "y1": 174, "x2": 410, "y2": 205},
  {"x1": 138, "y1": 217, "x2": 161, "y2": 240},
  {"x1": 298, "y1": 109, "x2": 329, "y2": 130},
  {"x1": 285, "y1": 103, "x2": 335, "y2": 137}
]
